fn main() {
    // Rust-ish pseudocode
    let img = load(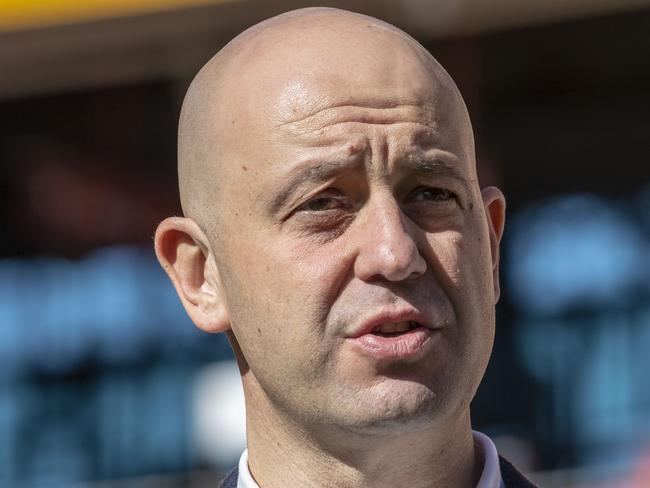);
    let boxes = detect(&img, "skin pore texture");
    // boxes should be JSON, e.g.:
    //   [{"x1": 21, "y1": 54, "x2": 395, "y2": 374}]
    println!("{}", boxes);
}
[{"x1": 155, "y1": 7, "x2": 506, "y2": 488}]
